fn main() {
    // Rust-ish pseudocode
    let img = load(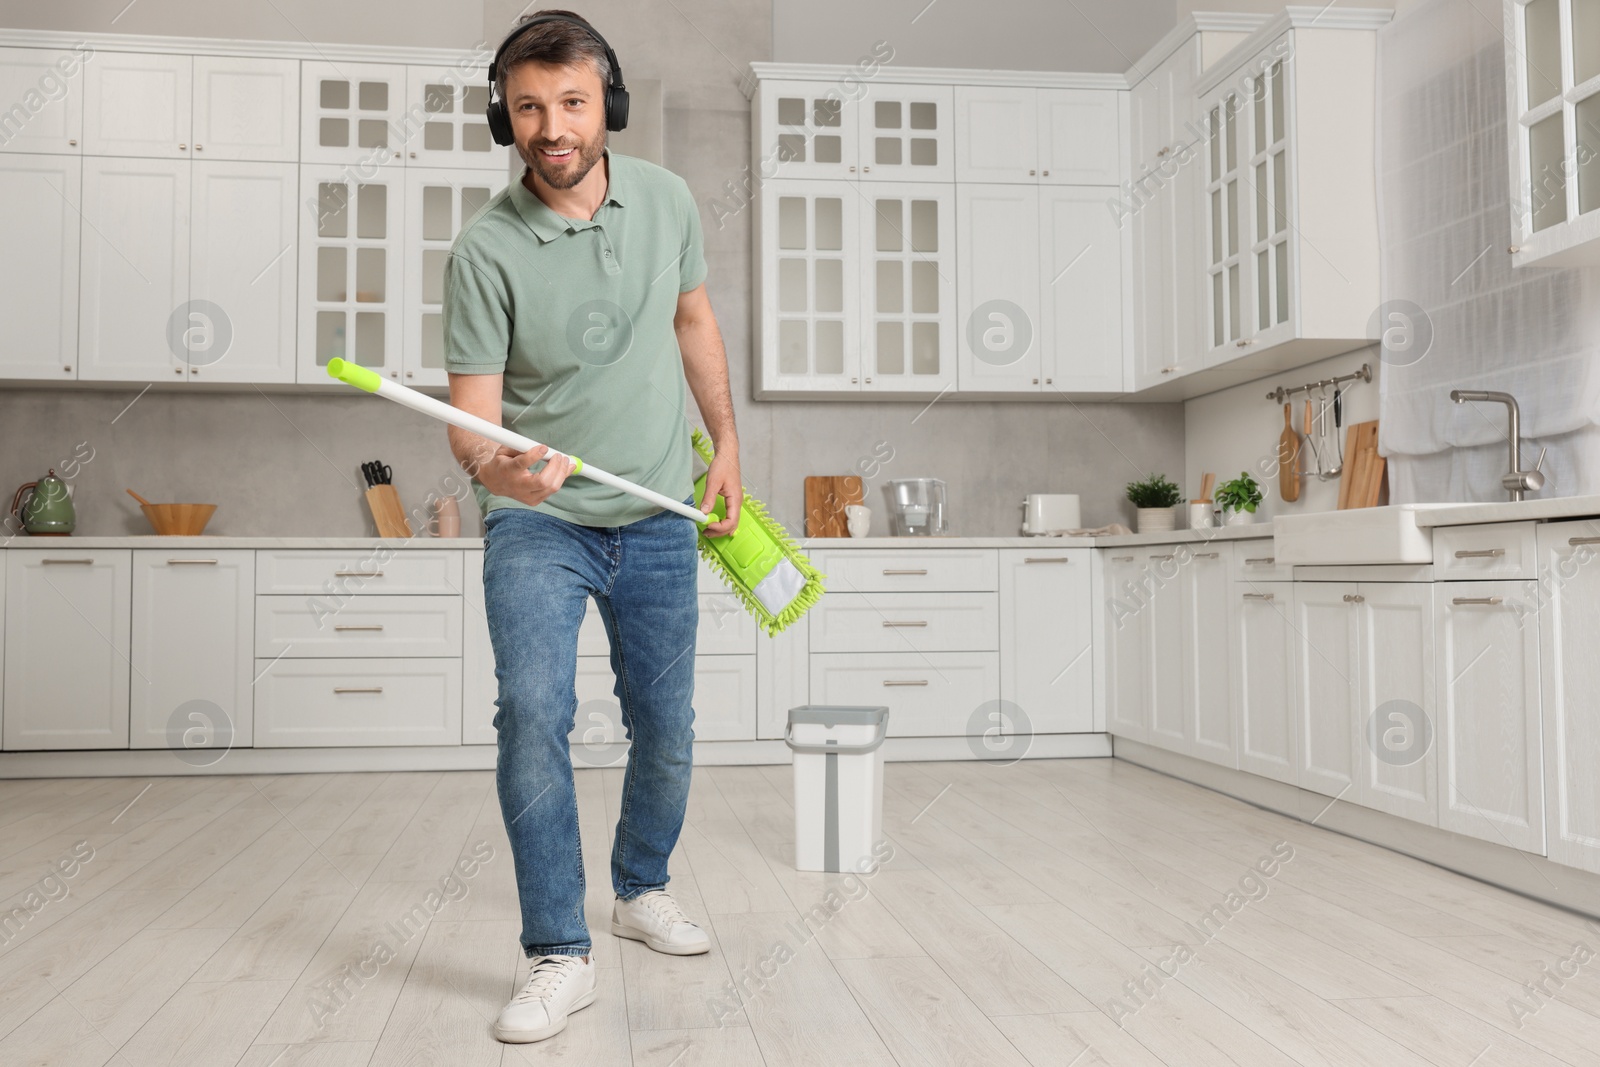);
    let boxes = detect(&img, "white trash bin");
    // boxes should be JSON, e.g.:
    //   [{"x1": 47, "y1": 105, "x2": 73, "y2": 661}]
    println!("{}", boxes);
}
[{"x1": 784, "y1": 705, "x2": 889, "y2": 873}]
